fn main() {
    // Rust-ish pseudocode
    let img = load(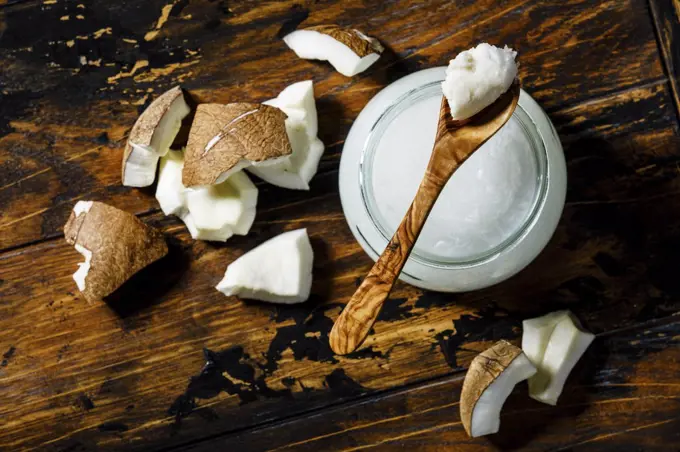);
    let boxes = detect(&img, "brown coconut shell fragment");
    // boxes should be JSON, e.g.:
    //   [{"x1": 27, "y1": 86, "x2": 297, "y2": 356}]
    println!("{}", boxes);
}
[
  {"x1": 306, "y1": 25, "x2": 383, "y2": 57},
  {"x1": 64, "y1": 201, "x2": 168, "y2": 302},
  {"x1": 121, "y1": 86, "x2": 185, "y2": 182},
  {"x1": 460, "y1": 340, "x2": 523, "y2": 437},
  {"x1": 182, "y1": 103, "x2": 293, "y2": 187}
]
